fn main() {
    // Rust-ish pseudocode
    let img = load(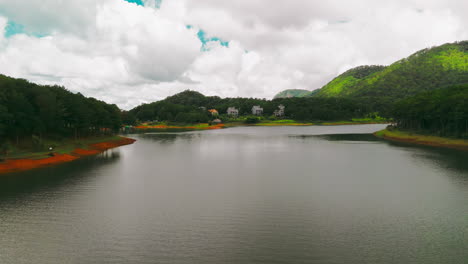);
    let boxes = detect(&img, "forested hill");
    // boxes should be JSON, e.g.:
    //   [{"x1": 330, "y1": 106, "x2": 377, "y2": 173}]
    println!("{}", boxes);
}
[
  {"x1": 274, "y1": 89, "x2": 313, "y2": 99},
  {"x1": 0, "y1": 74, "x2": 121, "y2": 142},
  {"x1": 274, "y1": 41, "x2": 468, "y2": 100},
  {"x1": 313, "y1": 65, "x2": 386, "y2": 97},
  {"x1": 128, "y1": 90, "x2": 377, "y2": 123}
]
